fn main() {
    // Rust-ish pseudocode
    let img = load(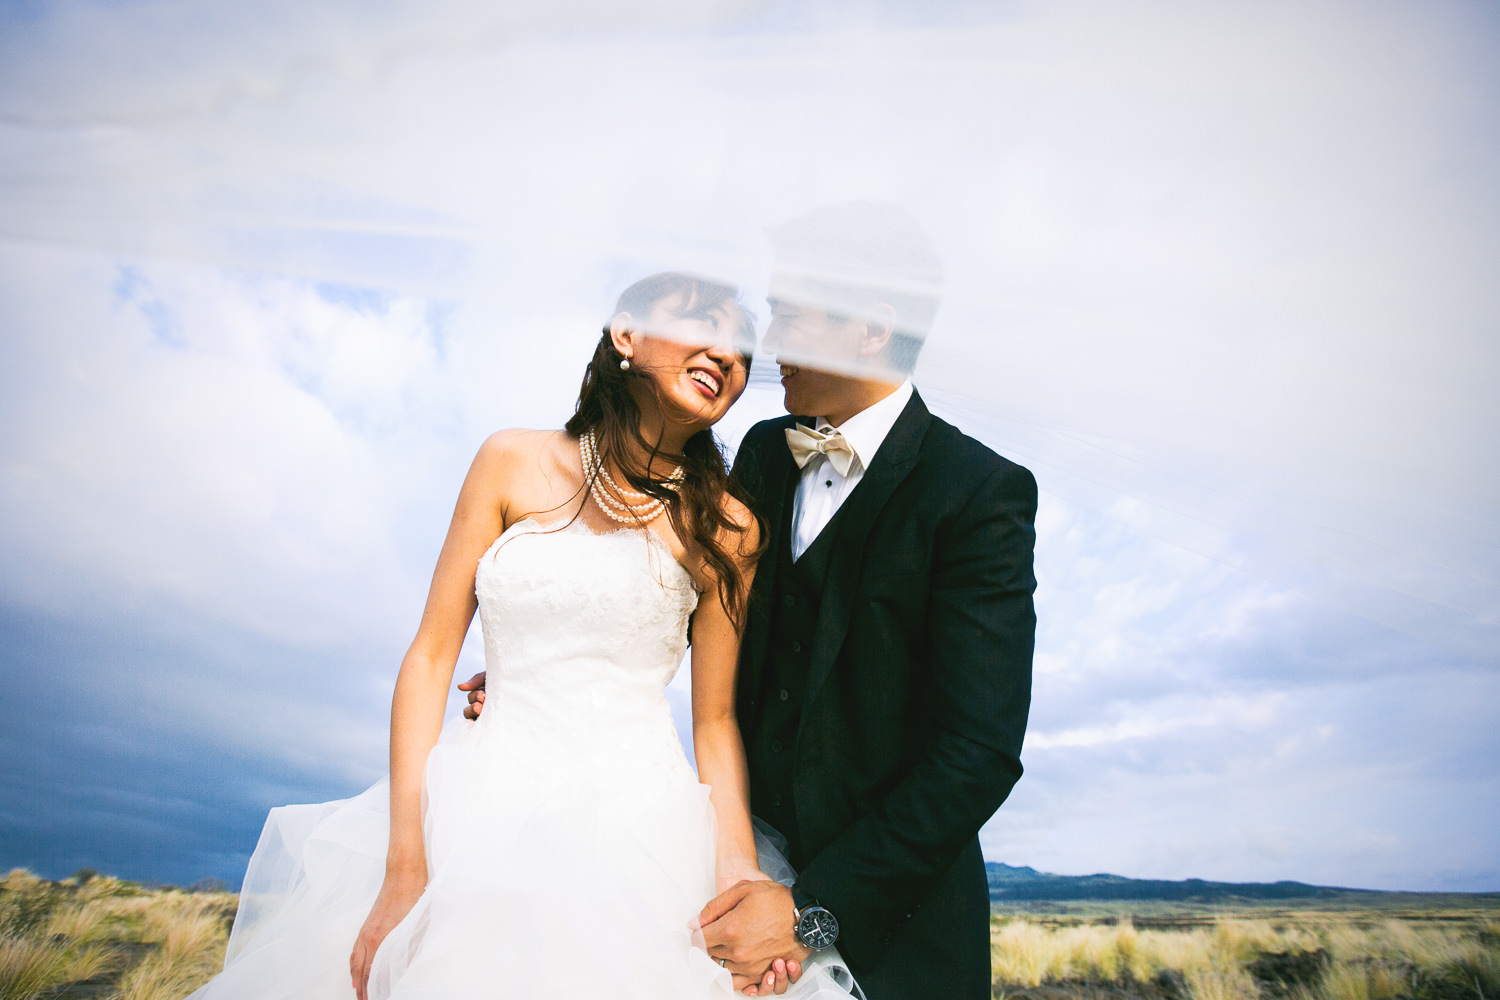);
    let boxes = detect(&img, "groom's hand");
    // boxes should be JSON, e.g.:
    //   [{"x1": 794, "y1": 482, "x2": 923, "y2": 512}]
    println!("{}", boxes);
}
[
  {"x1": 458, "y1": 672, "x2": 487, "y2": 720},
  {"x1": 696, "y1": 880, "x2": 811, "y2": 995}
]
